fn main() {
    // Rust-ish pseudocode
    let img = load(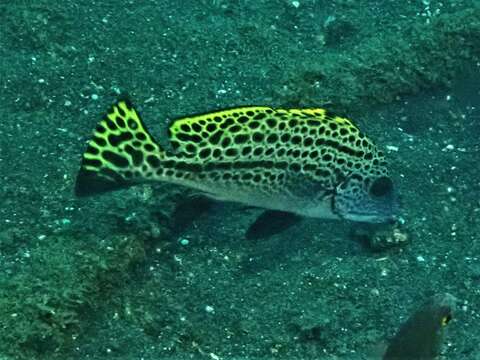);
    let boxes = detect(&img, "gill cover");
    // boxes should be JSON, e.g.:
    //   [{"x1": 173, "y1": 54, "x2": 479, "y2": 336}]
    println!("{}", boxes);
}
[{"x1": 333, "y1": 175, "x2": 398, "y2": 223}]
